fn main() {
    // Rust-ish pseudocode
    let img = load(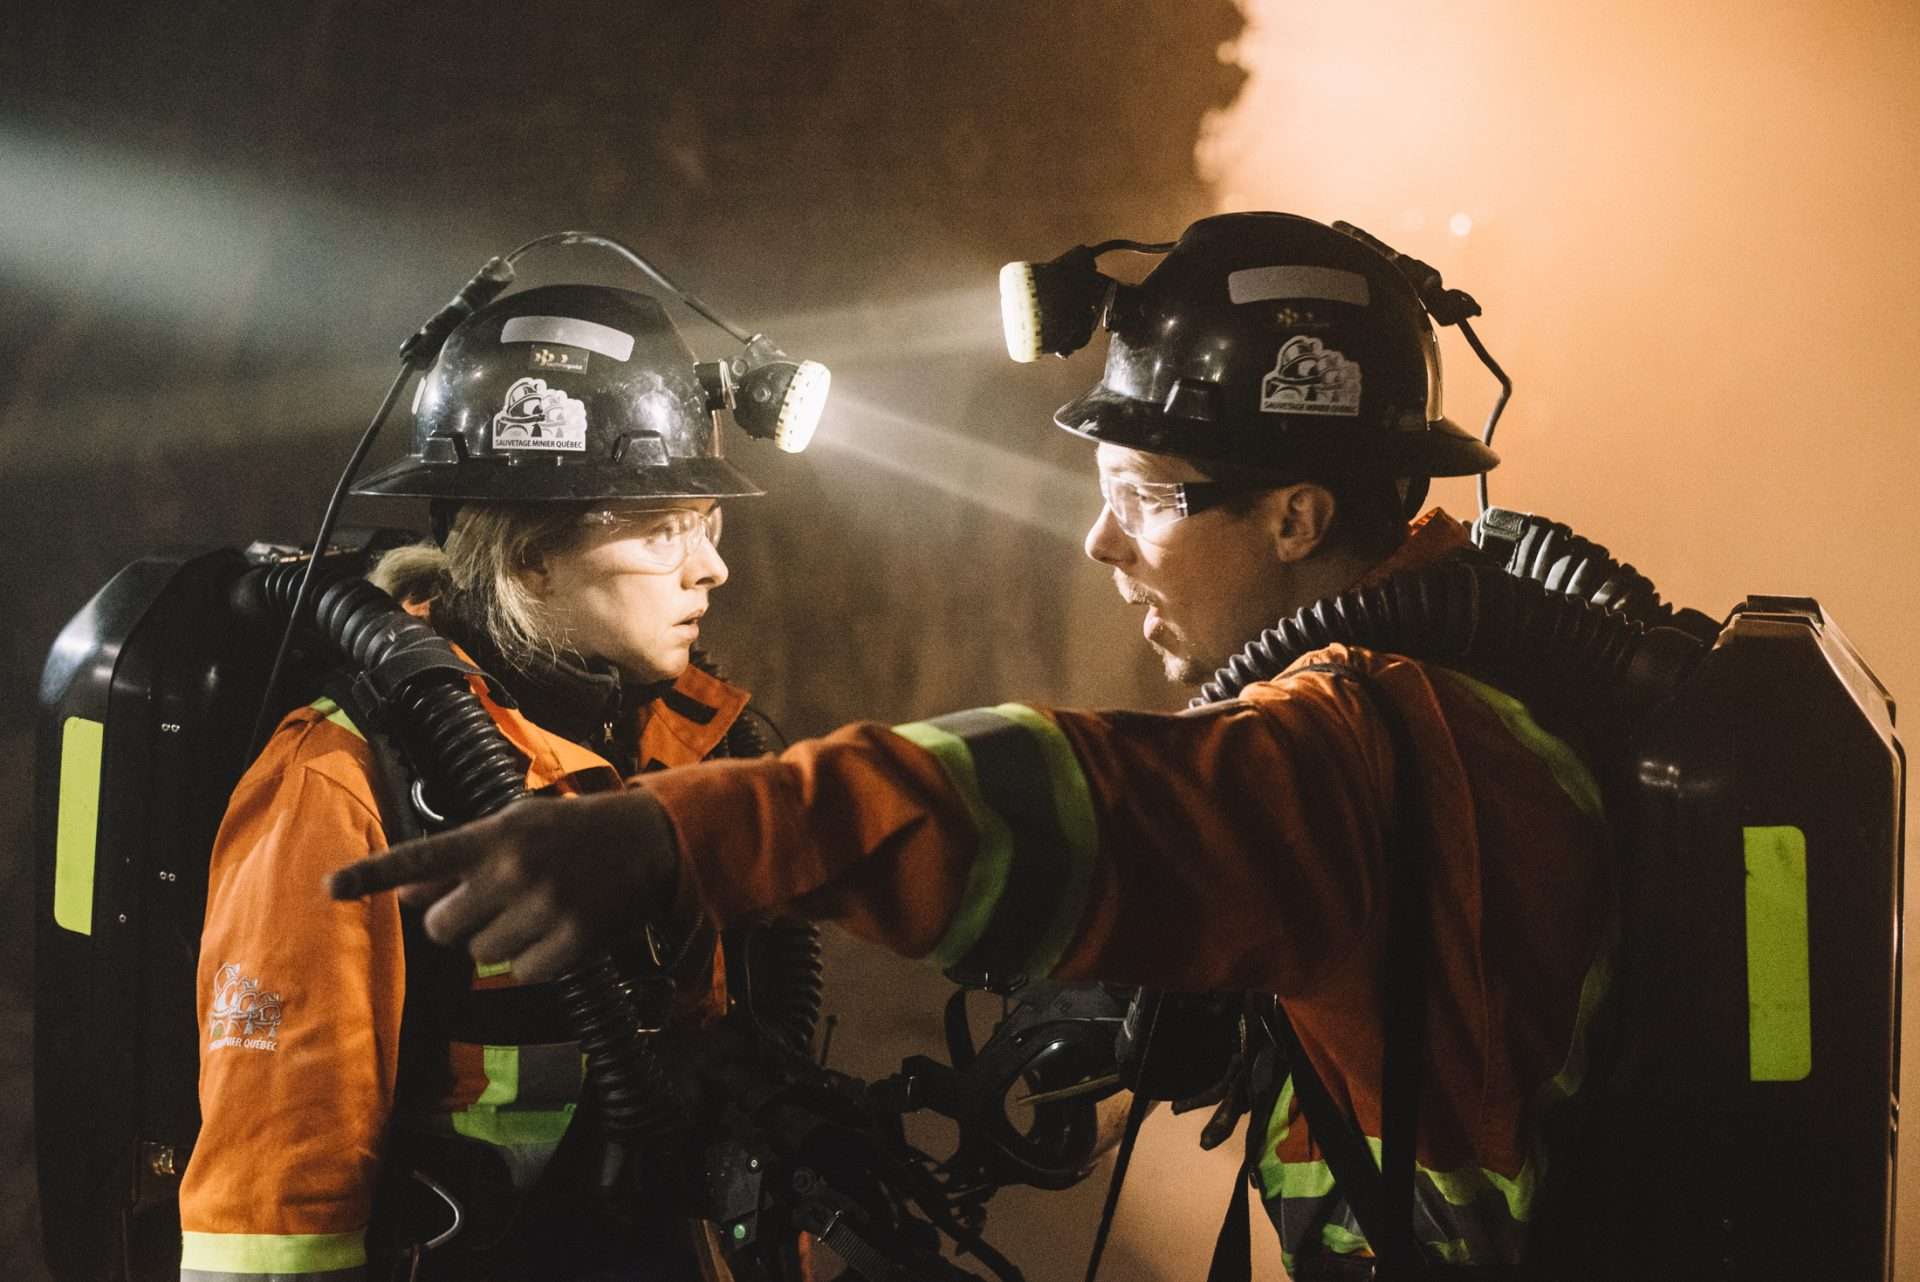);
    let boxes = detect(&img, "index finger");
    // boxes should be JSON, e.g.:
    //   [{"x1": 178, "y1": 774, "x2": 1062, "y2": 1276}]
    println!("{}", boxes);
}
[{"x1": 328, "y1": 825, "x2": 489, "y2": 901}]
